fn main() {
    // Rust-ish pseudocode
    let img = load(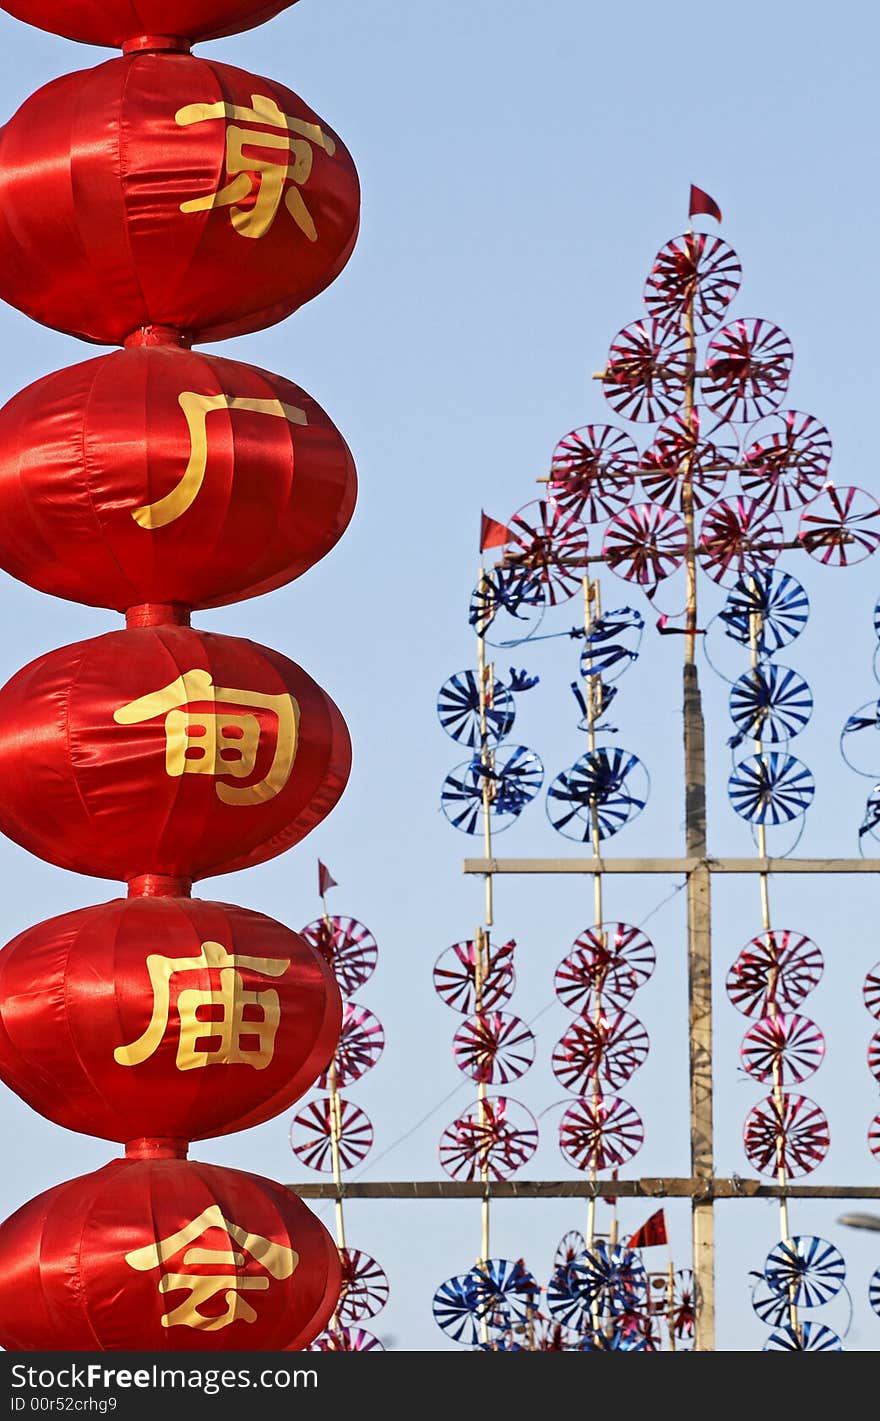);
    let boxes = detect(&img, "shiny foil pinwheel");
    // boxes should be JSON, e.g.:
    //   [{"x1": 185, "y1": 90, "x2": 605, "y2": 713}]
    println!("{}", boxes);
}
[{"x1": 293, "y1": 883, "x2": 388, "y2": 1353}]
